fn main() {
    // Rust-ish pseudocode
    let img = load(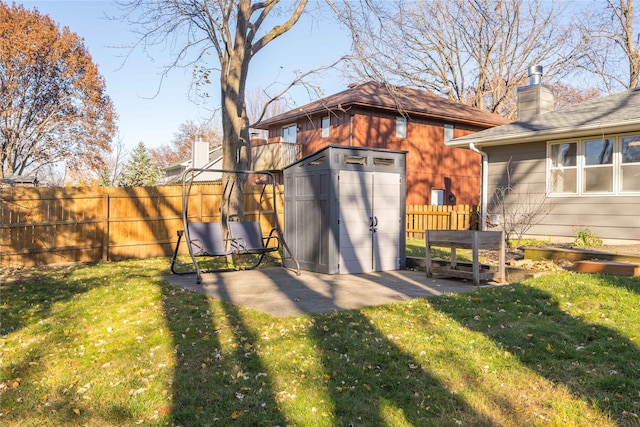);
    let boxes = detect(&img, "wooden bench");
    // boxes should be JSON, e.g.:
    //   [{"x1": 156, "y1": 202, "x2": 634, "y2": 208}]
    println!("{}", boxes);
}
[
  {"x1": 573, "y1": 260, "x2": 640, "y2": 276},
  {"x1": 426, "y1": 230, "x2": 505, "y2": 285}
]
